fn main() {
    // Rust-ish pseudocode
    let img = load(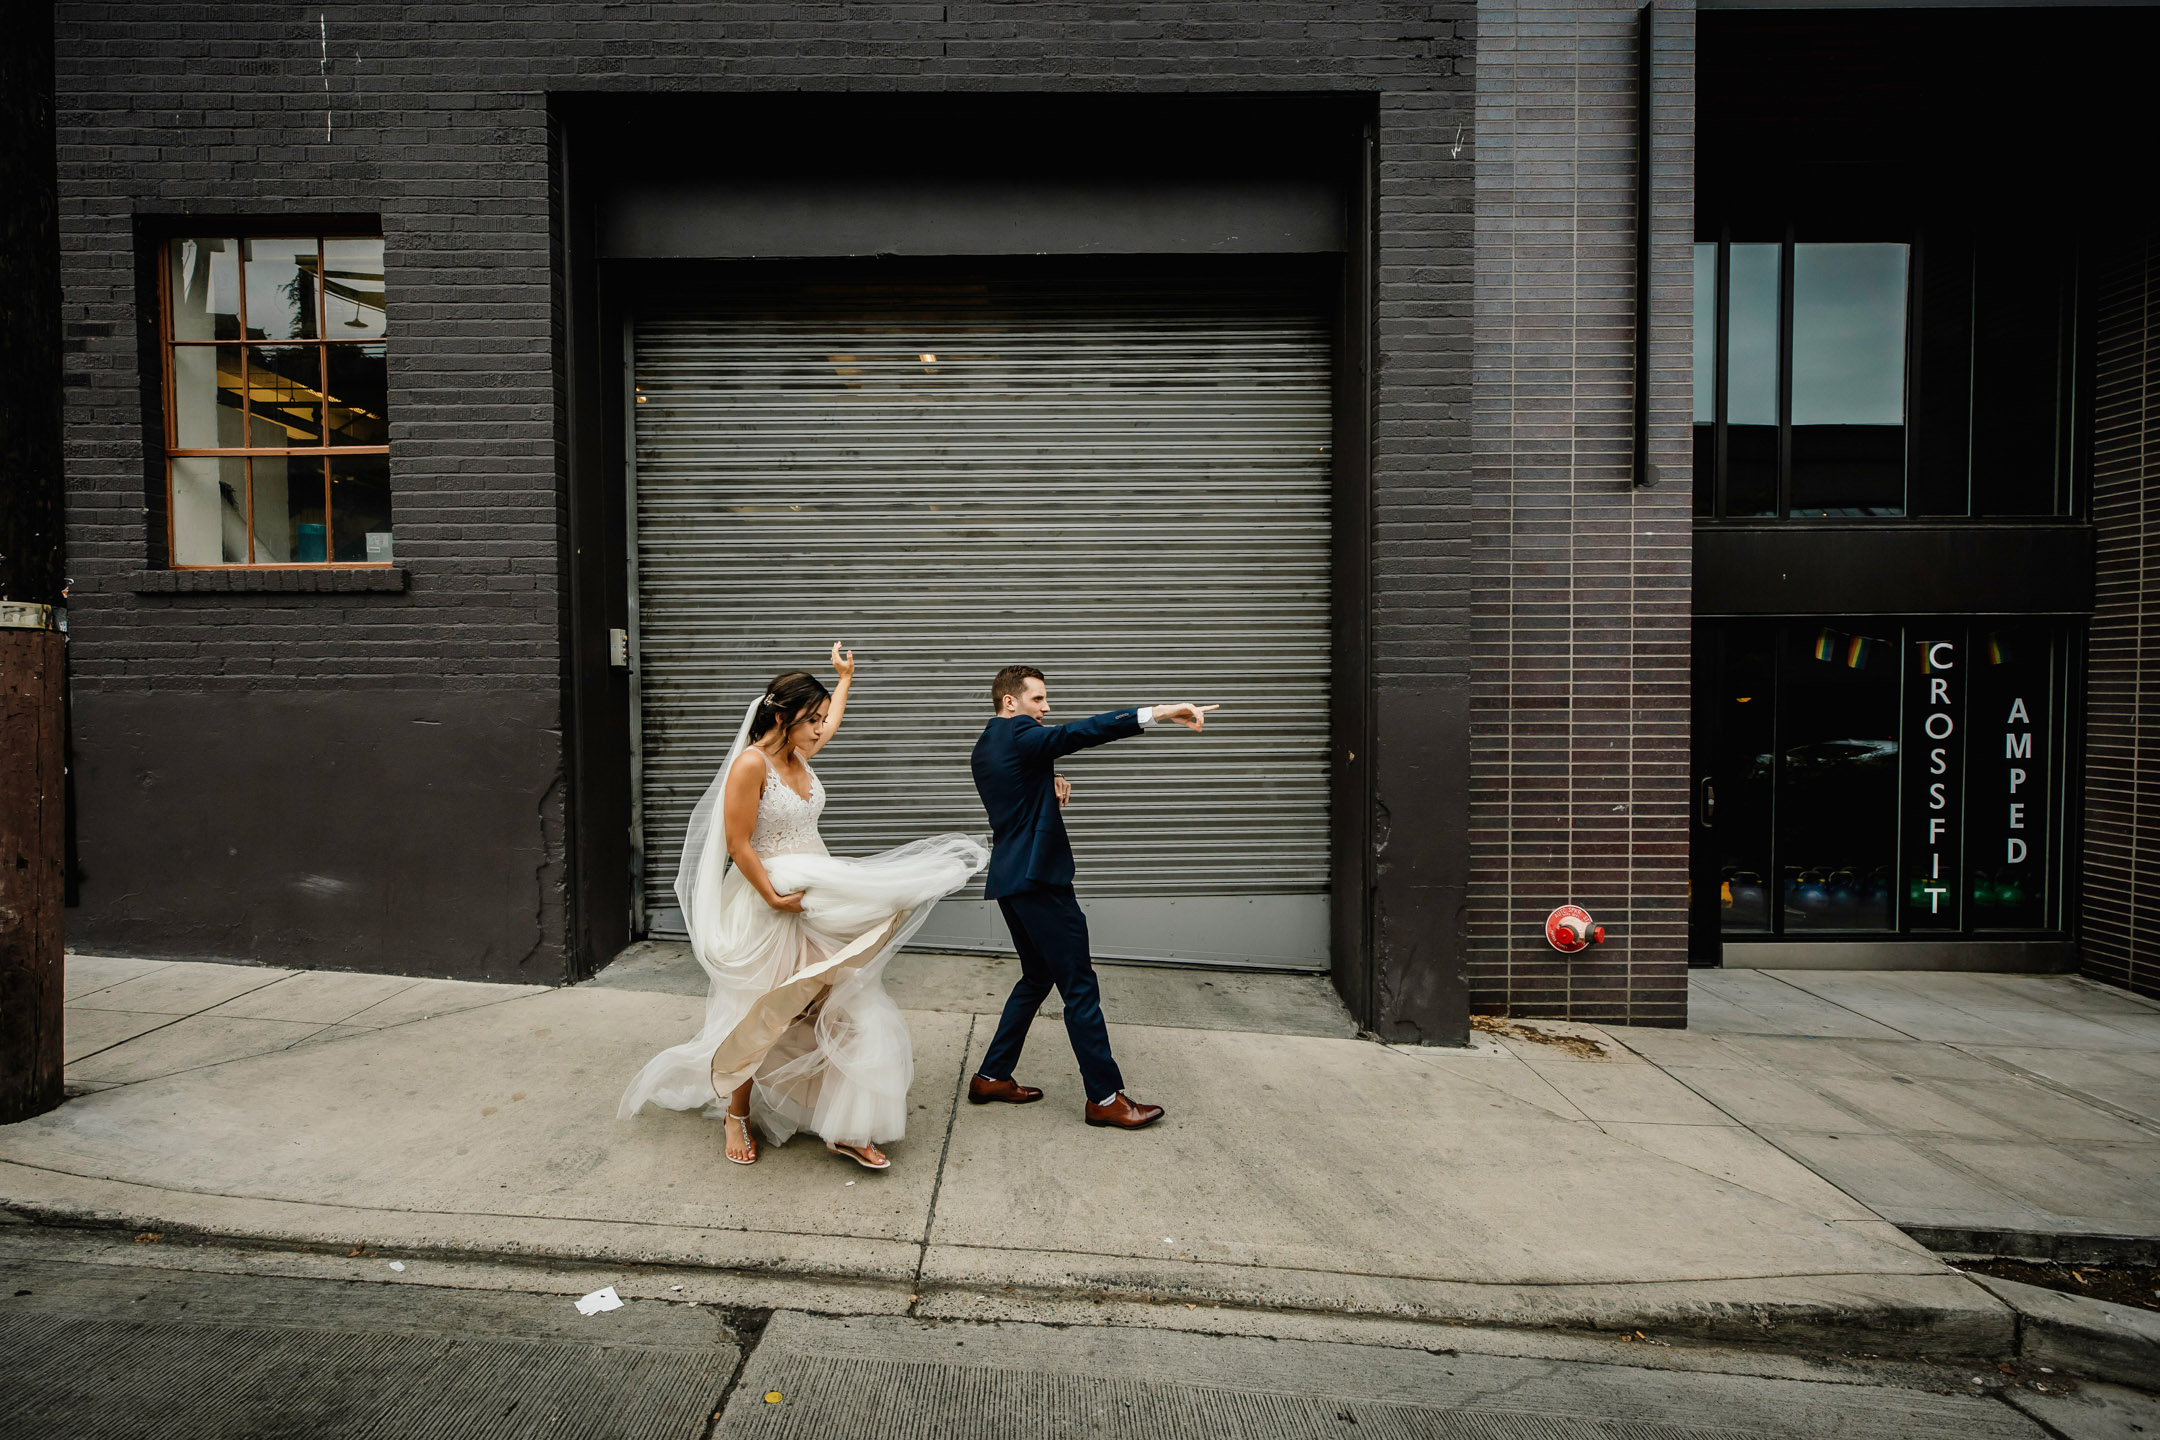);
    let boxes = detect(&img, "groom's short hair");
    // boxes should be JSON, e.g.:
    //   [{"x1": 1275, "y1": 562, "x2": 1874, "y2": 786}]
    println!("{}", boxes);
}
[{"x1": 991, "y1": 665, "x2": 1045, "y2": 713}]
